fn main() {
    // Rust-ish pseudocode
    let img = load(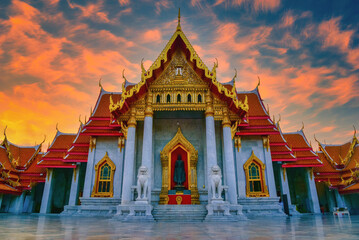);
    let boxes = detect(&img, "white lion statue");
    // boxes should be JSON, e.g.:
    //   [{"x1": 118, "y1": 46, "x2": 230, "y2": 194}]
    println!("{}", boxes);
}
[
  {"x1": 209, "y1": 165, "x2": 223, "y2": 200},
  {"x1": 136, "y1": 166, "x2": 149, "y2": 200}
]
